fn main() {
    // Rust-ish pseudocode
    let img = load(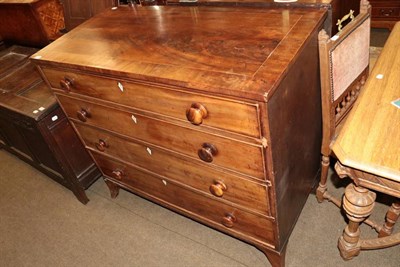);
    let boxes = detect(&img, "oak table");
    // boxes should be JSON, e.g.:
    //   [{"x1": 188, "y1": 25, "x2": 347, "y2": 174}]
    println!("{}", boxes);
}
[{"x1": 331, "y1": 21, "x2": 400, "y2": 259}]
